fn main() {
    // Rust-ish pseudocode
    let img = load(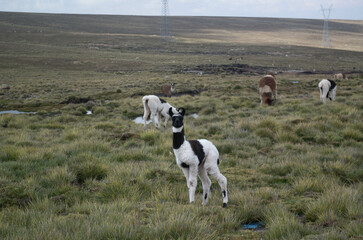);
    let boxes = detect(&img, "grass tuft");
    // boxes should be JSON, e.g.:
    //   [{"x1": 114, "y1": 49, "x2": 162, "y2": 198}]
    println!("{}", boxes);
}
[{"x1": 73, "y1": 162, "x2": 108, "y2": 184}]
